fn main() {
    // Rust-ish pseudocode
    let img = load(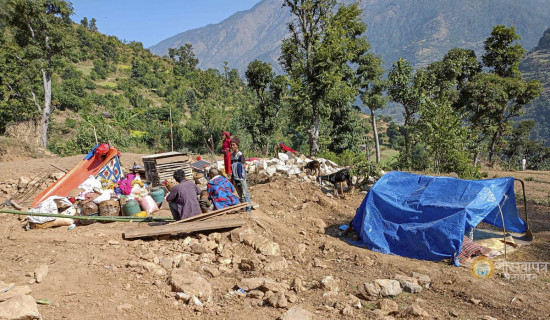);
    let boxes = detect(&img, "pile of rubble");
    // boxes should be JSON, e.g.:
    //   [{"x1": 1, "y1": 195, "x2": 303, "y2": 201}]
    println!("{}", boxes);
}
[{"x1": 0, "y1": 265, "x2": 50, "y2": 320}]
